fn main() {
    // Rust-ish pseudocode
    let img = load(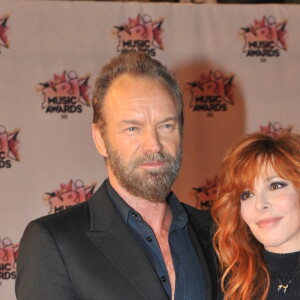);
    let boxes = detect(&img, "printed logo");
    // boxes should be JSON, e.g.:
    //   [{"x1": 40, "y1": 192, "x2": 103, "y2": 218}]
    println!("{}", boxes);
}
[
  {"x1": 44, "y1": 179, "x2": 96, "y2": 214},
  {"x1": 191, "y1": 177, "x2": 217, "y2": 211},
  {"x1": 0, "y1": 14, "x2": 10, "y2": 53},
  {"x1": 38, "y1": 70, "x2": 91, "y2": 116},
  {"x1": 240, "y1": 16, "x2": 287, "y2": 58},
  {"x1": 0, "y1": 126, "x2": 20, "y2": 168},
  {"x1": 188, "y1": 71, "x2": 234, "y2": 116},
  {"x1": 113, "y1": 14, "x2": 164, "y2": 57},
  {"x1": 259, "y1": 121, "x2": 291, "y2": 137},
  {"x1": 0, "y1": 238, "x2": 18, "y2": 282}
]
